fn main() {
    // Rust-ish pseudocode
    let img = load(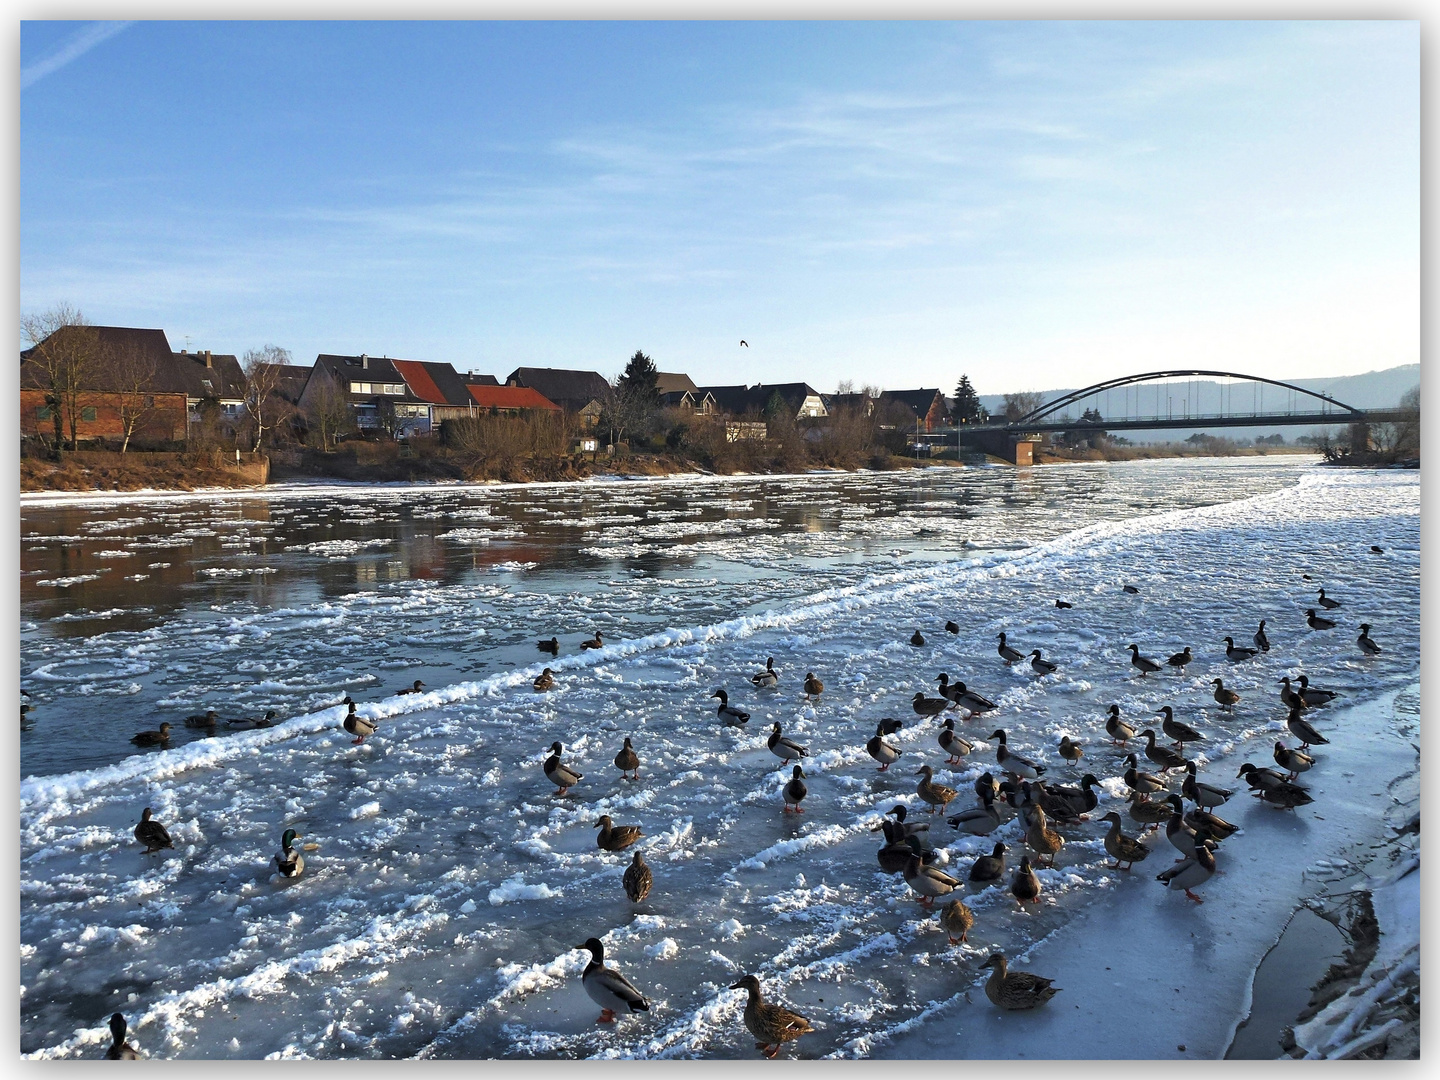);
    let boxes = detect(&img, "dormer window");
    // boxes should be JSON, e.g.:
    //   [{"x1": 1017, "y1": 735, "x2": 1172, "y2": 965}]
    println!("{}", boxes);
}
[{"x1": 201, "y1": 378, "x2": 214, "y2": 391}]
